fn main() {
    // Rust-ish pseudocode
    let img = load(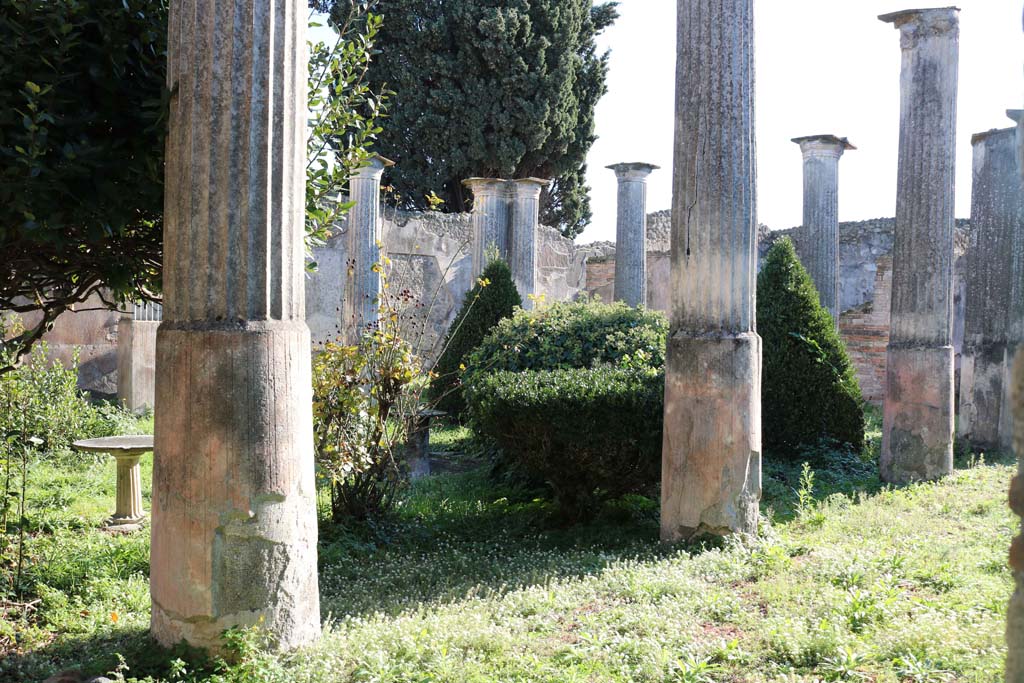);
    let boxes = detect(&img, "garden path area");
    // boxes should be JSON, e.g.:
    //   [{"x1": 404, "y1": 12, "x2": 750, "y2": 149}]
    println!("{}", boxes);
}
[{"x1": 0, "y1": 420, "x2": 1014, "y2": 683}]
